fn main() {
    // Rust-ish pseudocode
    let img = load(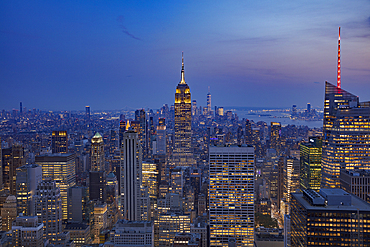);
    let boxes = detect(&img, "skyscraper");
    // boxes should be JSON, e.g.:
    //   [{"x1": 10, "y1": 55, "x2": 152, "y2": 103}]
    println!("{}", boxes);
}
[
  {"x1": 135, "y1": 109, "x2": 148, "y2": 159},
  {"x1": 16, "y1": 164, "x2": 42, "y2": 216},
  {"x1": 209, "y1": 145, "x2": 255, "y2": 247},
  {"x1": 321, "y1": 81, "x2": 370, "y2": 188},
  {"x1": 91, "y1": 132, "x2": 104, "y2": 171},
  {"x1": 173, "y1": 53, "x2": 193, "y2": 167},
  {"x1": 156, "y1": 118, "x2": 166, "y2": 155},
  {"x1": 52, "y1": 130, "x2": 68, "y2": 154},
  {"x1": 34, "y1": 179, "x2": 63, "y2": 243},
  {"x1": 270, "y1": 122, "x2": 281, "y2": 154},
  {"x1": 300, "y1": 137, "x2": 322, "y2": 191},
  {"x1": 207, "y1": 88, "x2": 211, "y2": 116},
  {"x1": 120, "y1": 130, "x2": 142, "y2": 221},
  {"x1": 35, "y1": 153, "x2": 76, "y2": 220}
]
